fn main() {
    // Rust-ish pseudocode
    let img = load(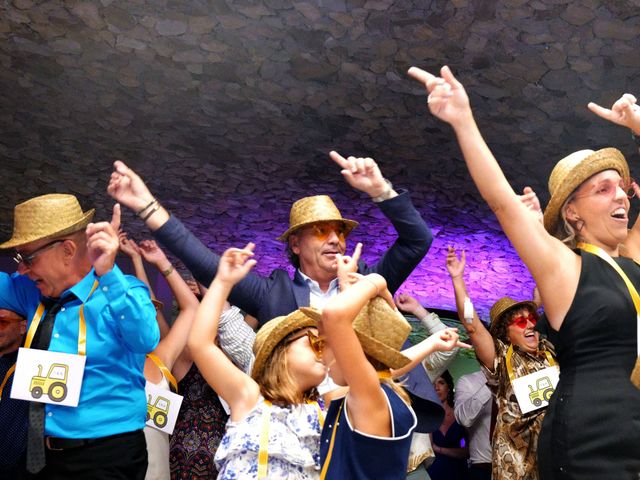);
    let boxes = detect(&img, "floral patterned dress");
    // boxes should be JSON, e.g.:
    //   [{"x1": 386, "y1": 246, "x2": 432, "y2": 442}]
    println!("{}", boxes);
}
[
  {"x1": 169, "y1": 363, "x2": 229, "y2": 479},
  {"x1": 482, "y1": 339, "x2": 556, "y2": 480},
  {"x1": 214, "y1": 398, "x2": 322, "y2": 479}
]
